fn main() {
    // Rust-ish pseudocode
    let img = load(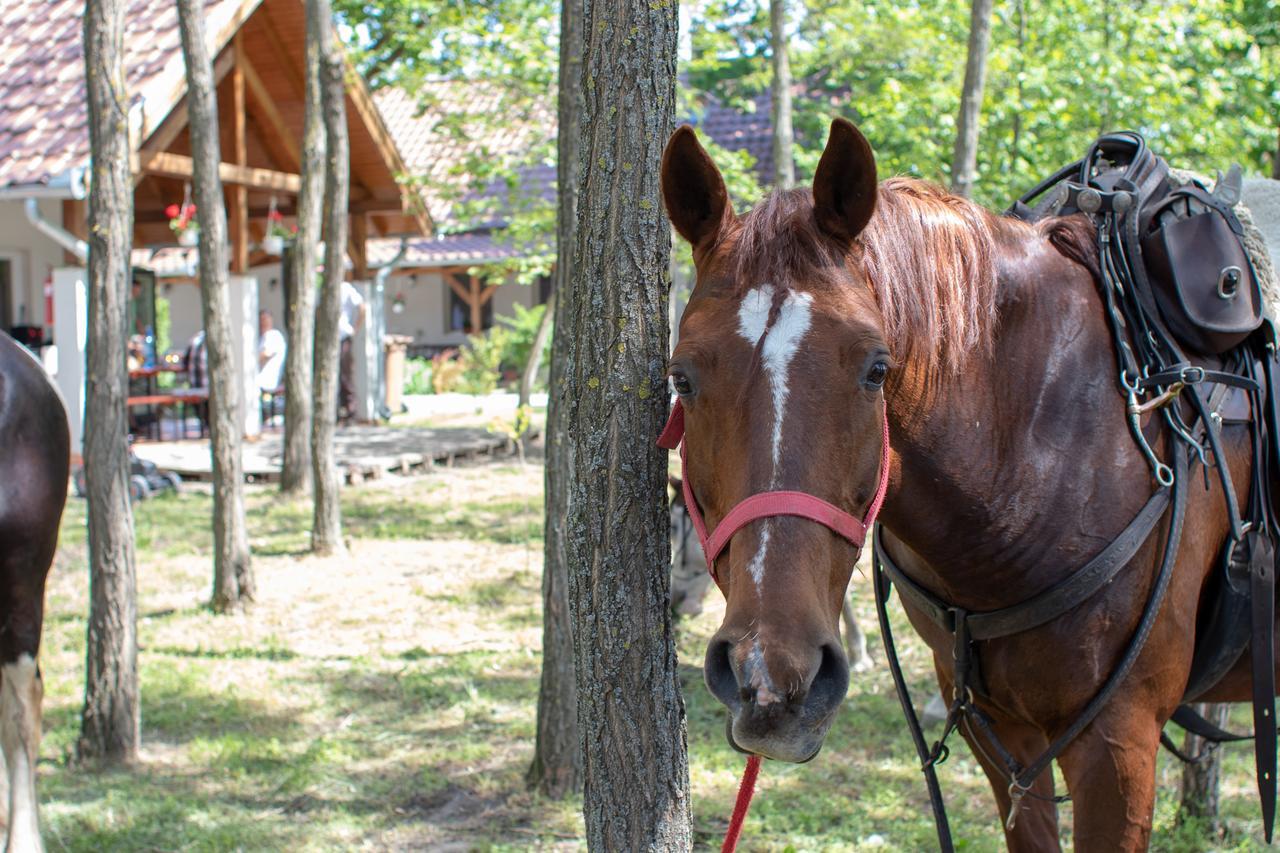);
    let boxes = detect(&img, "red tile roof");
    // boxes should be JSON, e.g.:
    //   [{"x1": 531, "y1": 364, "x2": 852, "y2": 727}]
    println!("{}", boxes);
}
[{"x1": 0, "y1": 0, "x2": 258, "y2": 190}]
